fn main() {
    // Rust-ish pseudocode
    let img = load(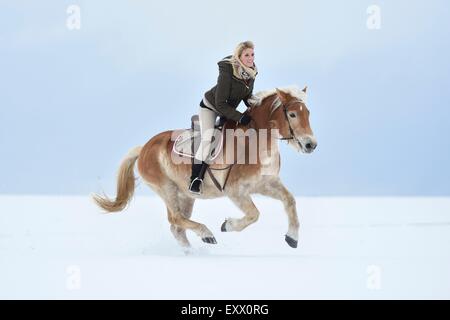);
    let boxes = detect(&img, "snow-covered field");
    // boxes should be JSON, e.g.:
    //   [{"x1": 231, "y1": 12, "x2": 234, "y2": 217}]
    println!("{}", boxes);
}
[{"x1": 1, "y1": 195, "x2": 449, "y2": 299}]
